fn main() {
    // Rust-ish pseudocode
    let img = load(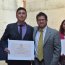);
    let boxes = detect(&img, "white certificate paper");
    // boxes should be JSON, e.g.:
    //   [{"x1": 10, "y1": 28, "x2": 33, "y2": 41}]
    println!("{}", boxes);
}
[
  {"x1": 61, "y1": 40, "x2": 65, "y2": 55},
  {"x1": 8, "y1": 40, "x2": 34, "y2": 60}
]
